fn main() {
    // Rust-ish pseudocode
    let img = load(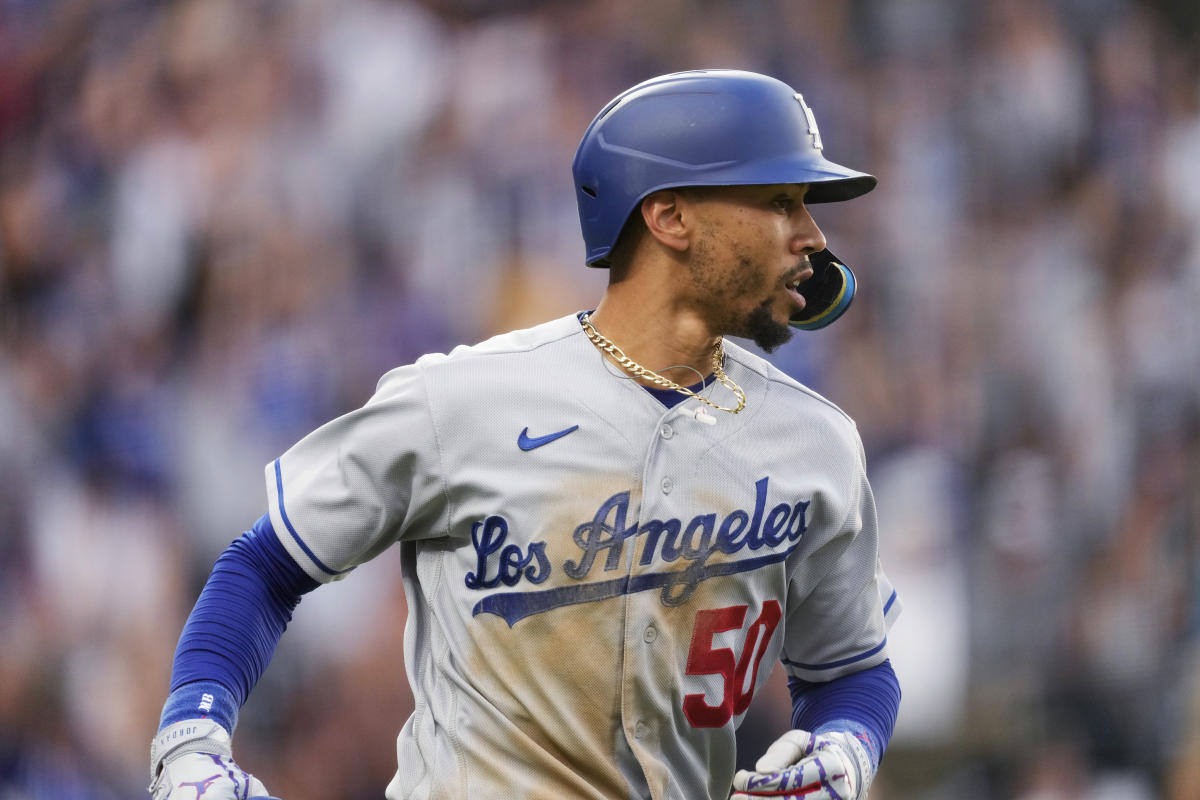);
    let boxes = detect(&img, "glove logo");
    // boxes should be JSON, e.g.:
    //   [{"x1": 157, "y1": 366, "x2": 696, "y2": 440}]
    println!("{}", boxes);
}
[{"x1": 179, "y1": 774, "x2": 220, "y2": 798}]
